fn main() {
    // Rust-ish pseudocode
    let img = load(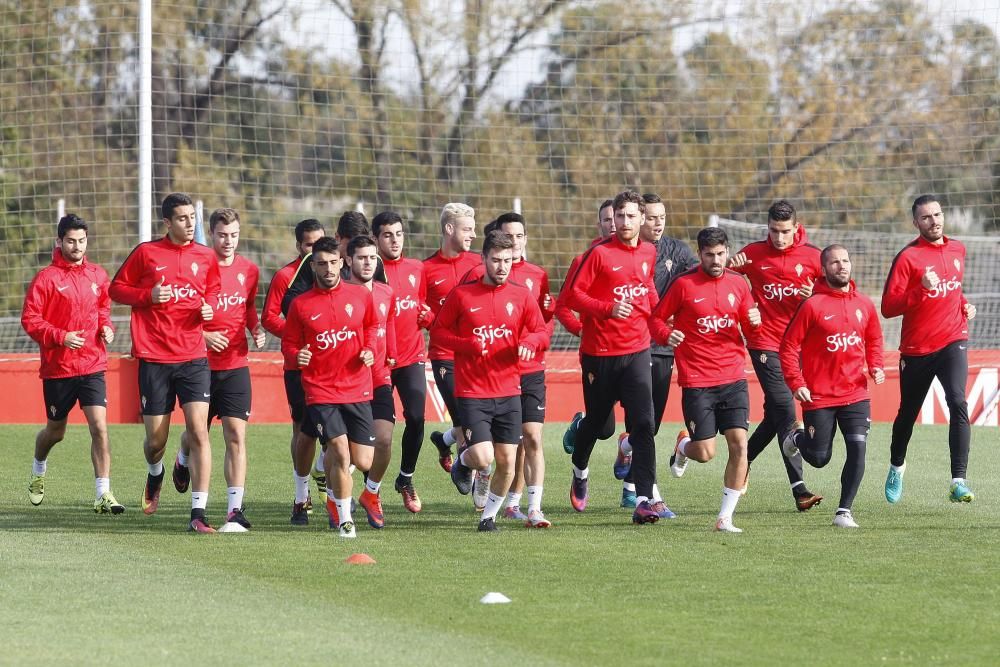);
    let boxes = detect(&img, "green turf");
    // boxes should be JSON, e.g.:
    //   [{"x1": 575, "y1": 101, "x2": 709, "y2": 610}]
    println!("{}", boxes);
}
[{"x1": 0, "y1": 422, "x2": 997, "y2": 665}]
